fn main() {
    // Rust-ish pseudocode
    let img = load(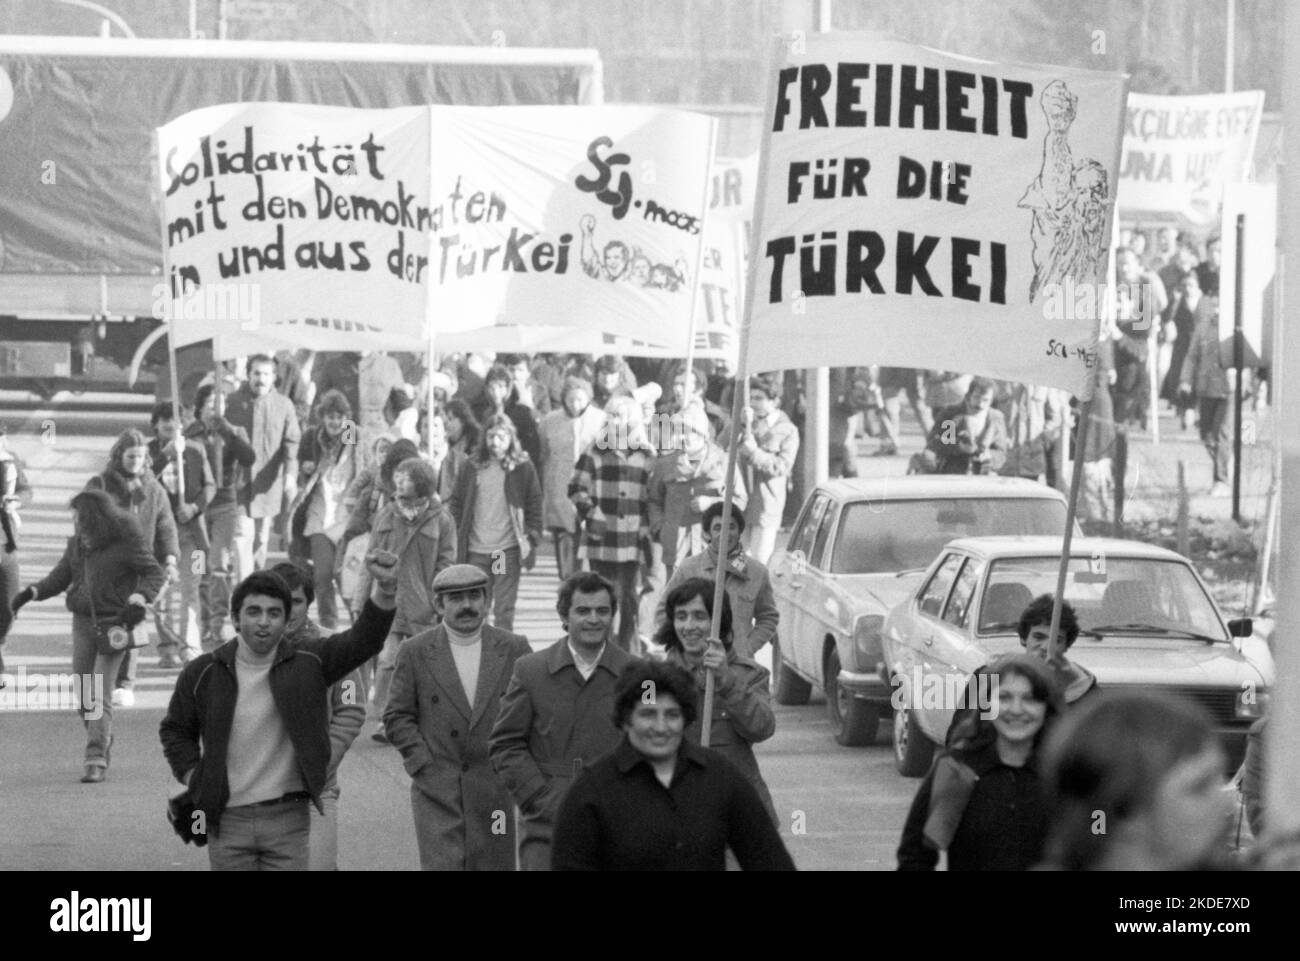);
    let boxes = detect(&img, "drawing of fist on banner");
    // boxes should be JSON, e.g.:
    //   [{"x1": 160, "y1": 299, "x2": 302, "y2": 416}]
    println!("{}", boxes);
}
[{"x1": 425, "y1": 106, "x2": 714, "y2": 352}]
